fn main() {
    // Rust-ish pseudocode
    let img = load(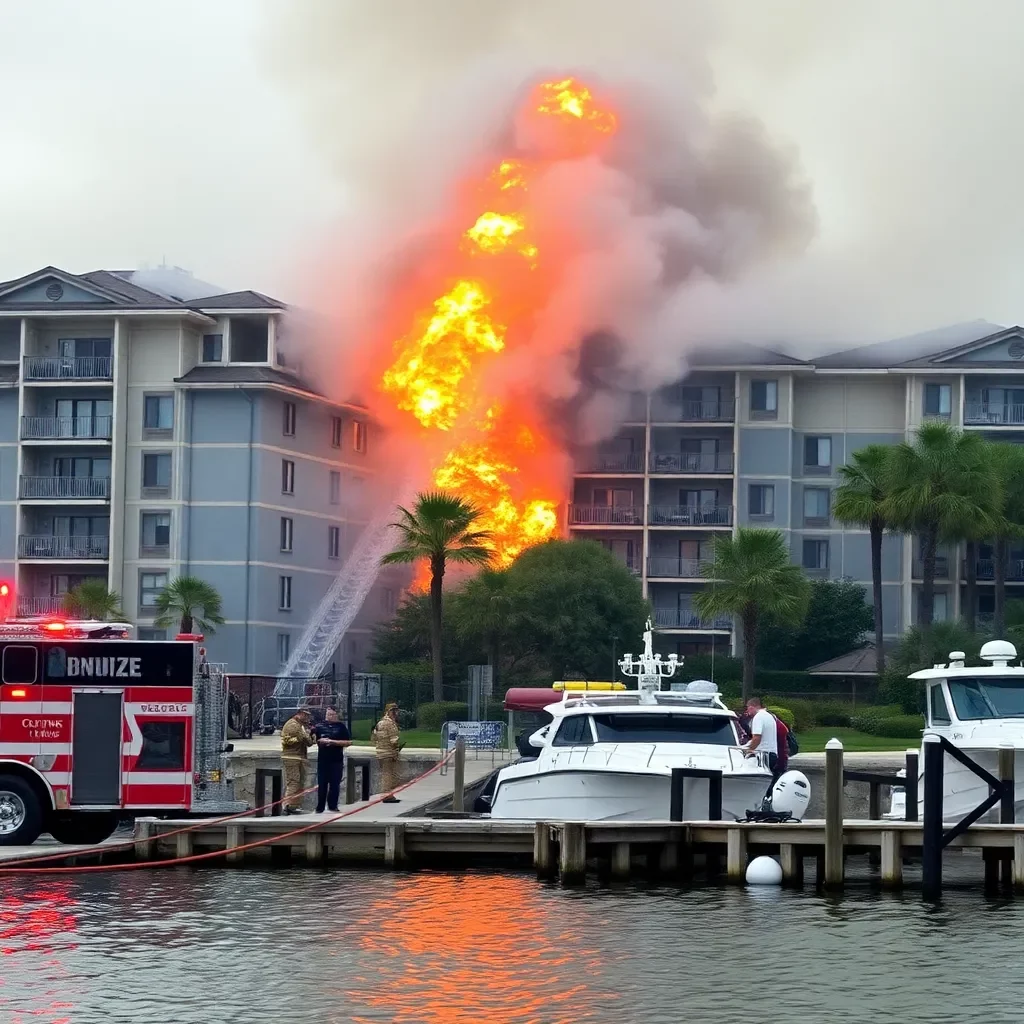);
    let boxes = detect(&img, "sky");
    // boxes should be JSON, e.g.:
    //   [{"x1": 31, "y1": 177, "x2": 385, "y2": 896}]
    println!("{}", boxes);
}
[{"x1": 1, "y1": 0, "x2": 1023, "y2": 353}]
